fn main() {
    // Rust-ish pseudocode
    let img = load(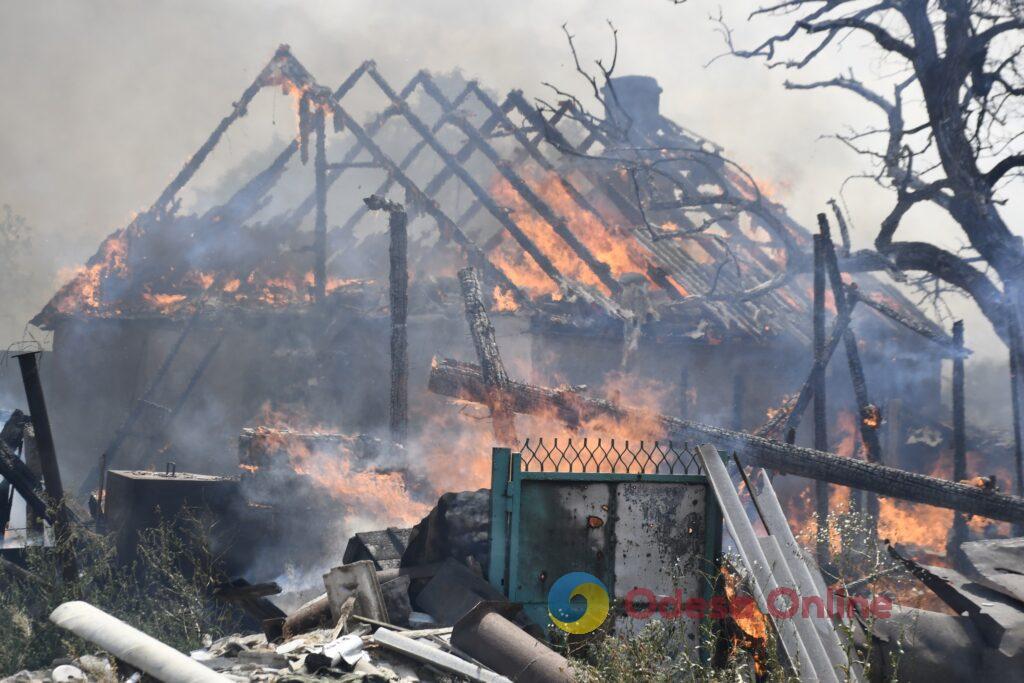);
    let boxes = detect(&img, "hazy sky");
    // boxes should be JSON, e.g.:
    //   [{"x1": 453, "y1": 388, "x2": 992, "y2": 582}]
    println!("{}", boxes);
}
[{"x1": 0, "y1": 0, "x2": 1020, "y2": 361}]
